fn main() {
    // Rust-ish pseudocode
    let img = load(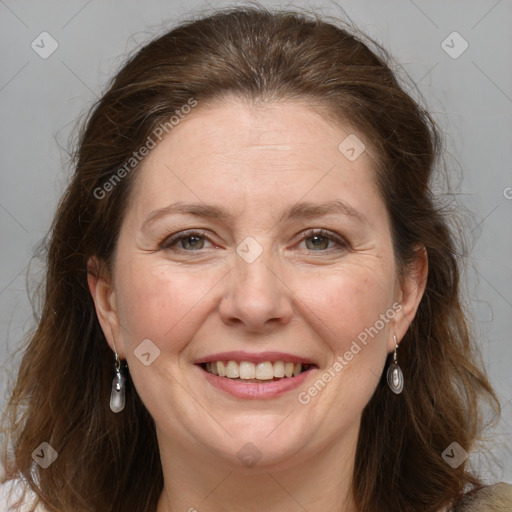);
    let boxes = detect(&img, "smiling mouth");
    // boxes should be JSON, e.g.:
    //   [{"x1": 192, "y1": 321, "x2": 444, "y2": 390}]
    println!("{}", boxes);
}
[{"x1": 199, "y1": 361, "x2": 315, "y2": 382}]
